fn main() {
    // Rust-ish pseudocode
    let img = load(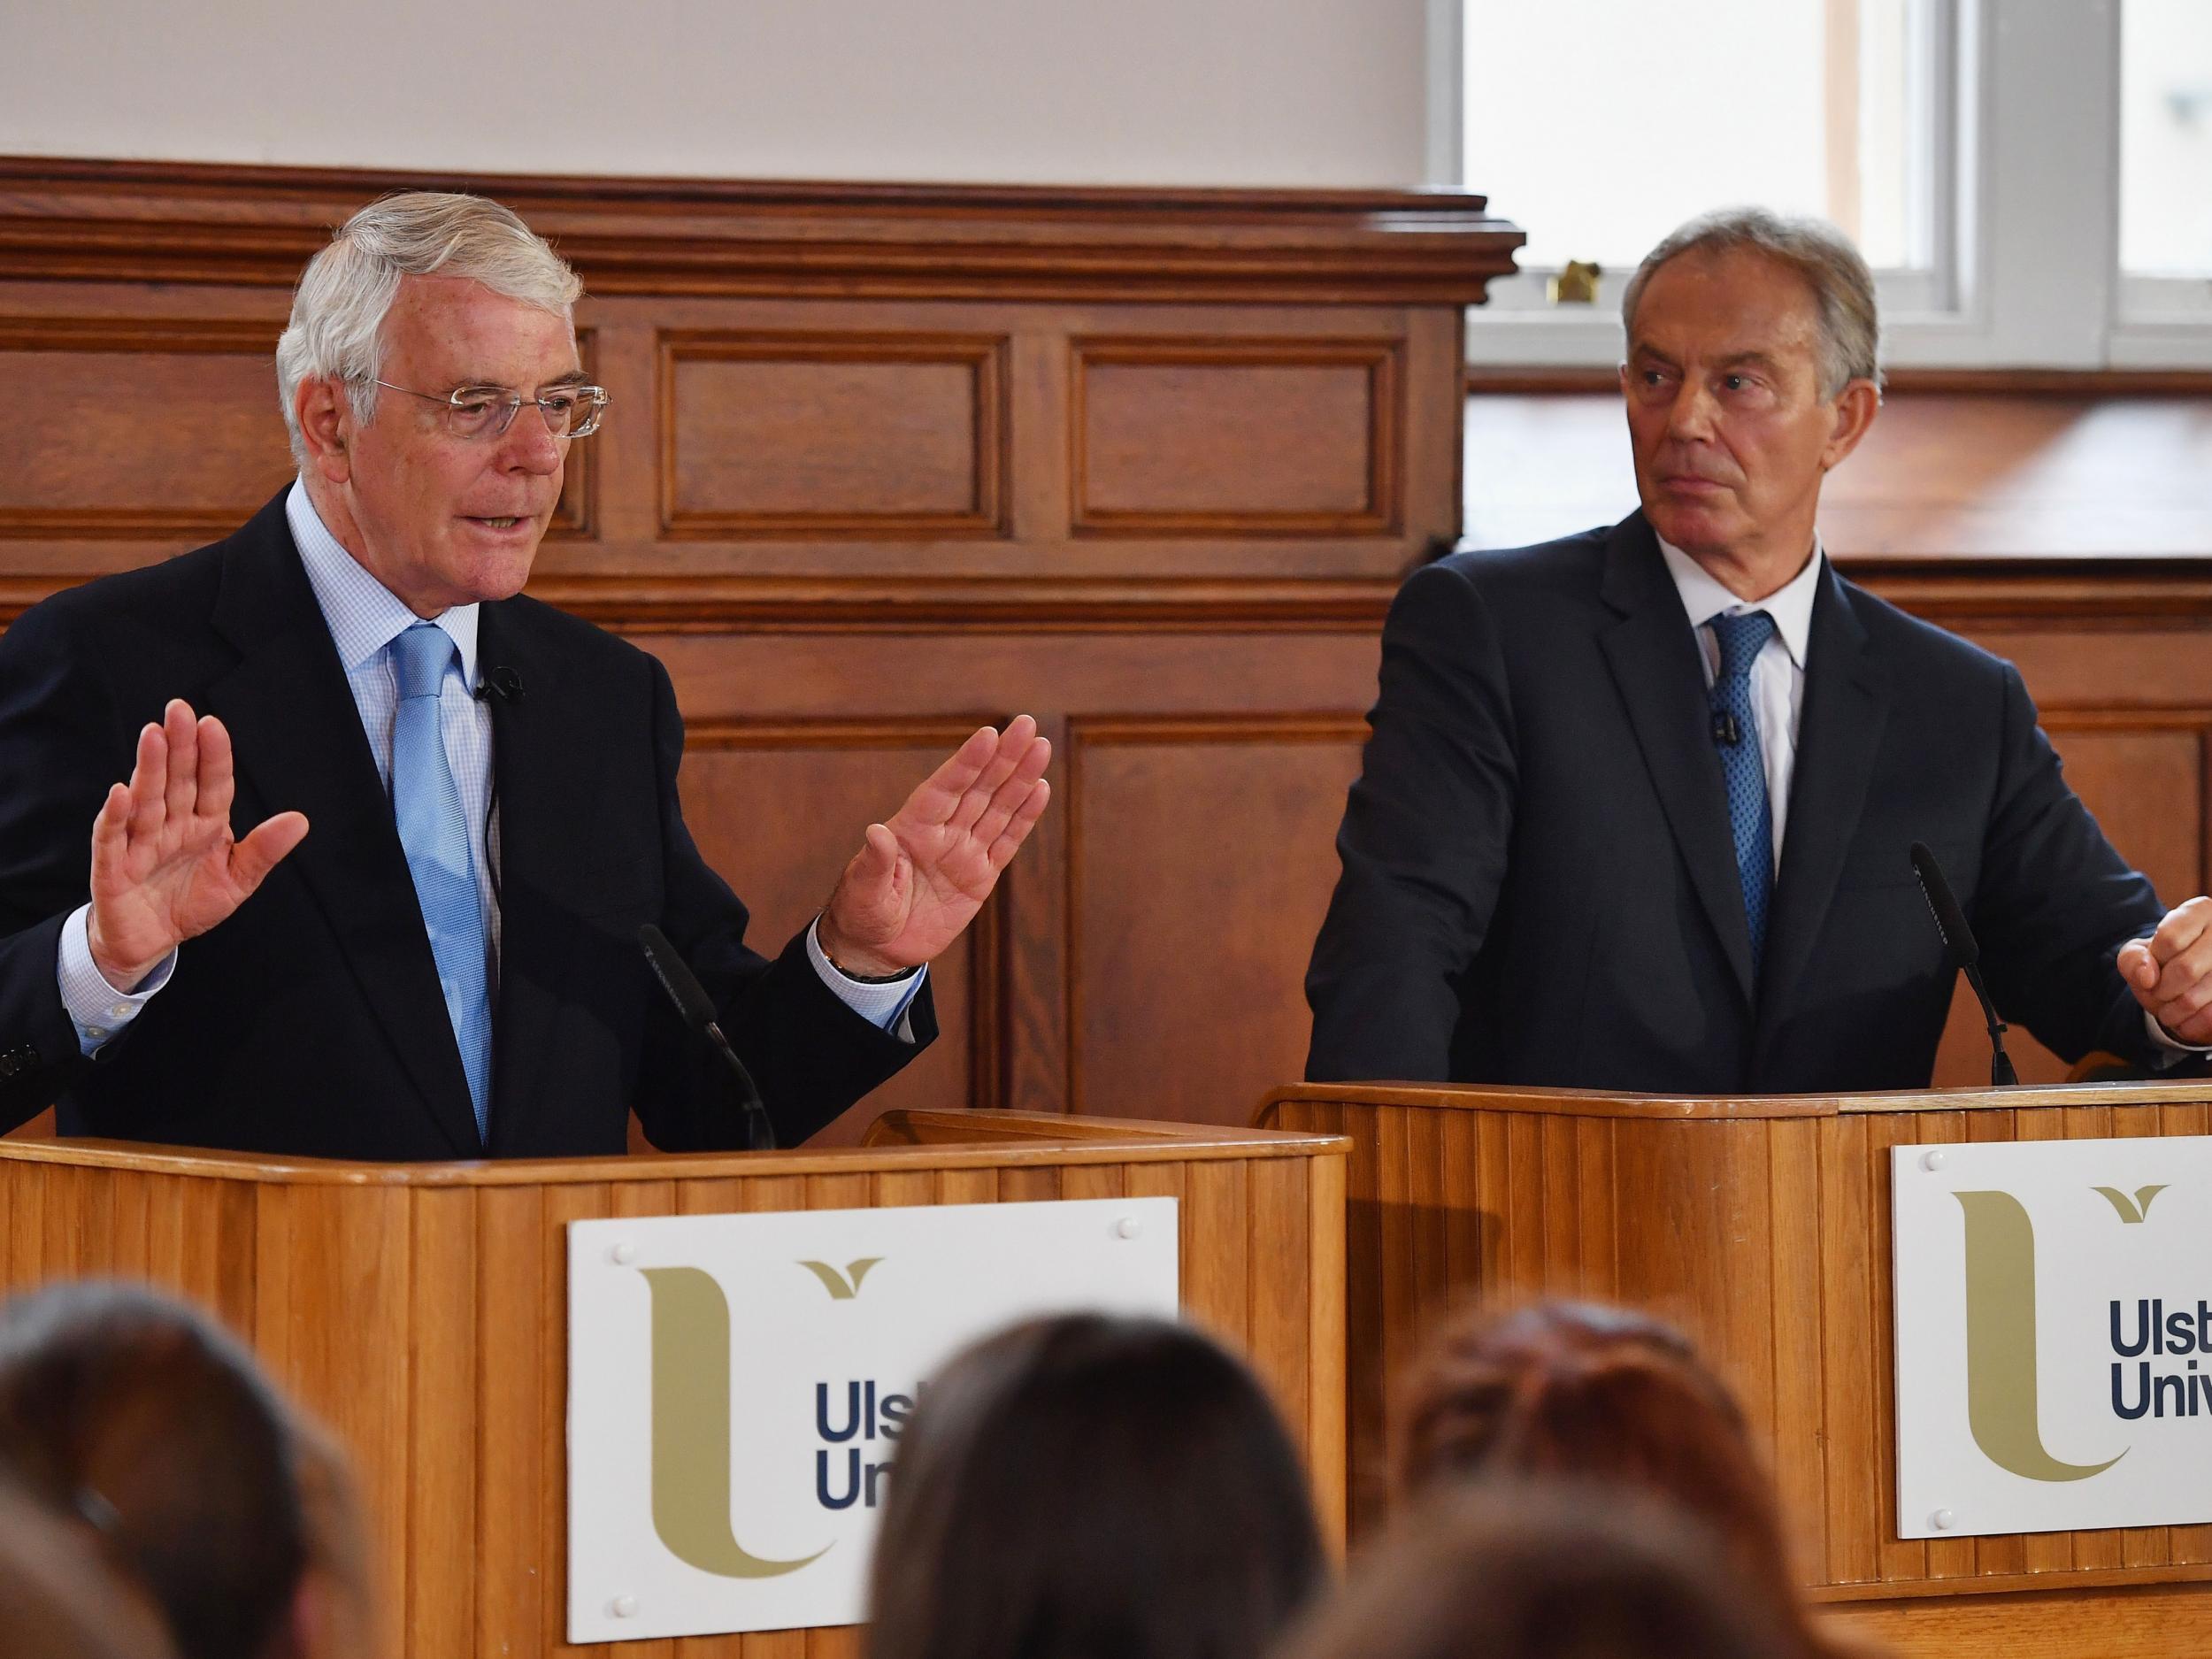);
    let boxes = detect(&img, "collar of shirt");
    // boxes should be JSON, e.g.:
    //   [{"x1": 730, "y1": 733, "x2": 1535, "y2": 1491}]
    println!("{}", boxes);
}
[
  {"x1": 1655, "y1": 533, "x2": 1824, "y2": 673},
  {"x1": 285, "y1": 478, "x2": 480, "y2": 686}
]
